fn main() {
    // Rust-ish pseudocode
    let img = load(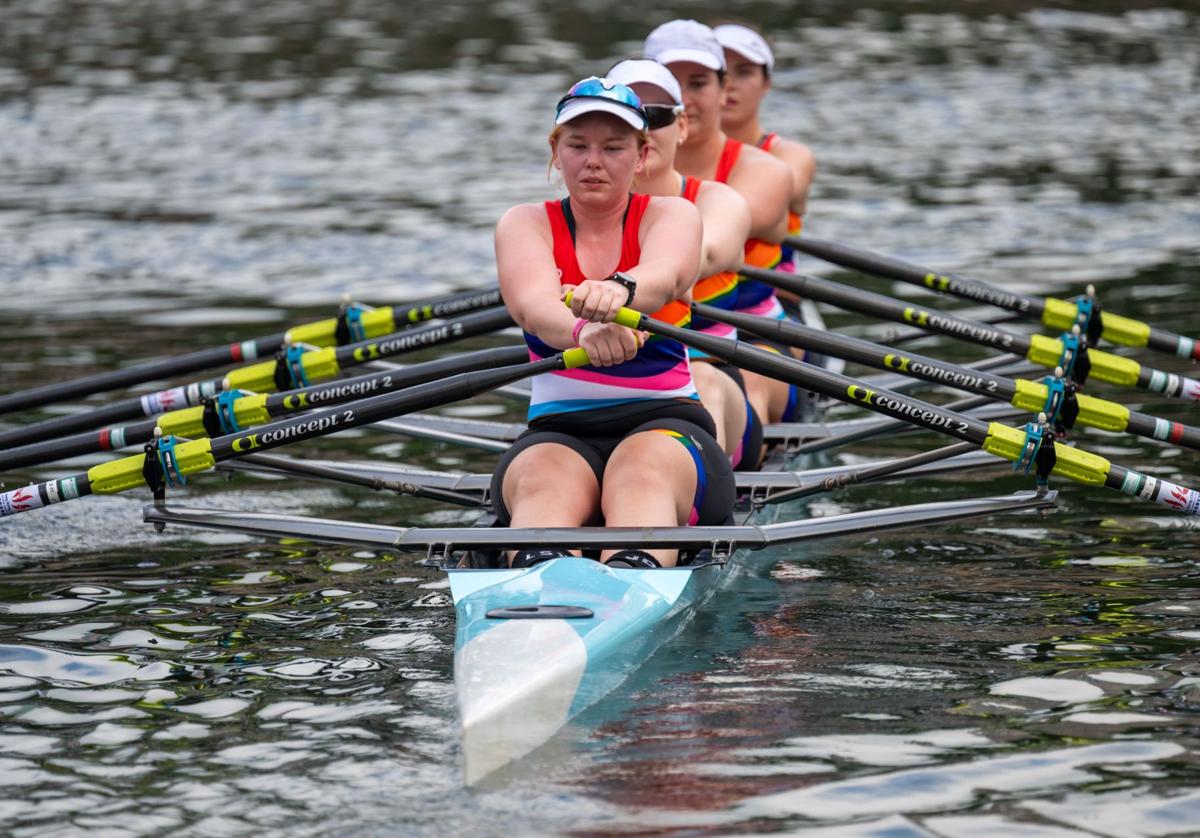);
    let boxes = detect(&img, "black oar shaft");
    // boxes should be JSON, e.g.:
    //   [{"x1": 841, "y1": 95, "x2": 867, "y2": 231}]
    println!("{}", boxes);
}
[
  {"x1": 0, "y1": 307, "x2": 515, "y2": 453},
  {"x1": 790, "y1": 395, "x2": 1004, "y2": 455},
  {"x1": 1, "y1": 351, "x2": 583, "y2": 517},
  {"x1": 639, "y1": 313, "x2": 993, "y2": 445},
  {"x1": 791, "y1": 236, "x2": 1199, "y2": 360},
  {"x1": 0, "y1": 346, "x2": 529, "y2": 472},
  {"x1": 615, "y1": 306, "x2": 1198, "y2": 514},
  {"x1": 0, "y1": 287, "x2": 505, "y2": 418},
  {"x1": 0, "y1": 377, "x2": 224, "y2": 451},
  {"x1": 697, "y1": 303, "x2": 1018, "y2": 399},
  {"x1": 207, "y1": 358, "x2": 557, "y2": 460},
  {"x1": 0, "y1": 336, "x2": 282, "y2": 417},
  {"x1": 746, "y1": 267, "x2": 1200, "y2": 402},
  {"x1": 700, "y1": 303, "x2": 1200, "y2": 451}
]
